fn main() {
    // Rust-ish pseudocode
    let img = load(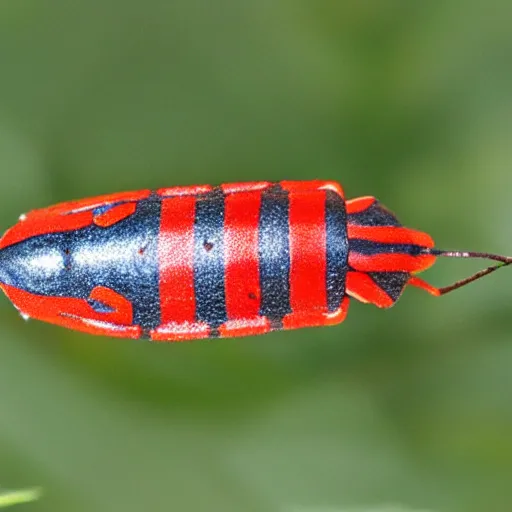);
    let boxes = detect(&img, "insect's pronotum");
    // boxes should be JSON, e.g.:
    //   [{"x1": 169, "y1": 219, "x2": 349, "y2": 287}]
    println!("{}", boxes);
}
[{"x1": 0, "y1": 180, "x2": 509, "y2": 341}]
